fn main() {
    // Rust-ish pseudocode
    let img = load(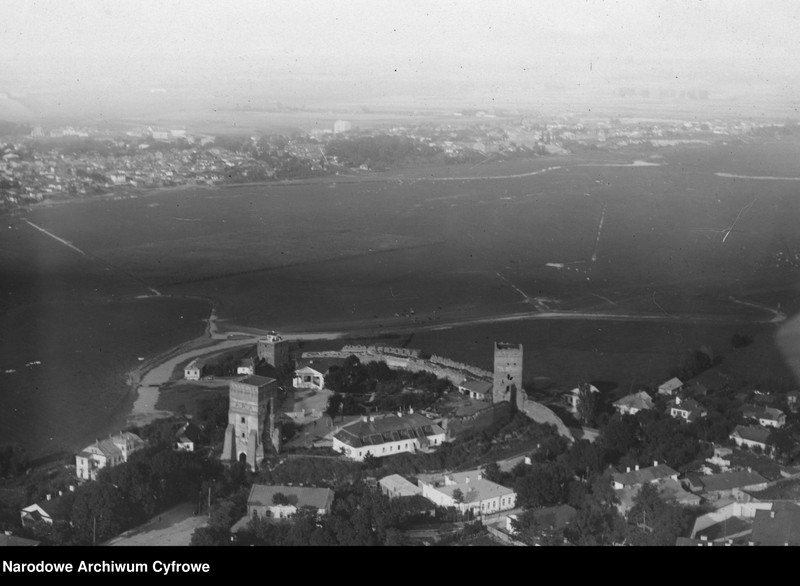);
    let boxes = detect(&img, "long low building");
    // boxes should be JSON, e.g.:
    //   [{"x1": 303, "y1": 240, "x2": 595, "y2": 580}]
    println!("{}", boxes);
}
[
  {"x1": 417, "y1": 469, "x2": 517, "y2": 516},
  {"x1": 332, "y1": 413, "x2": 445, "y2": 461}
]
